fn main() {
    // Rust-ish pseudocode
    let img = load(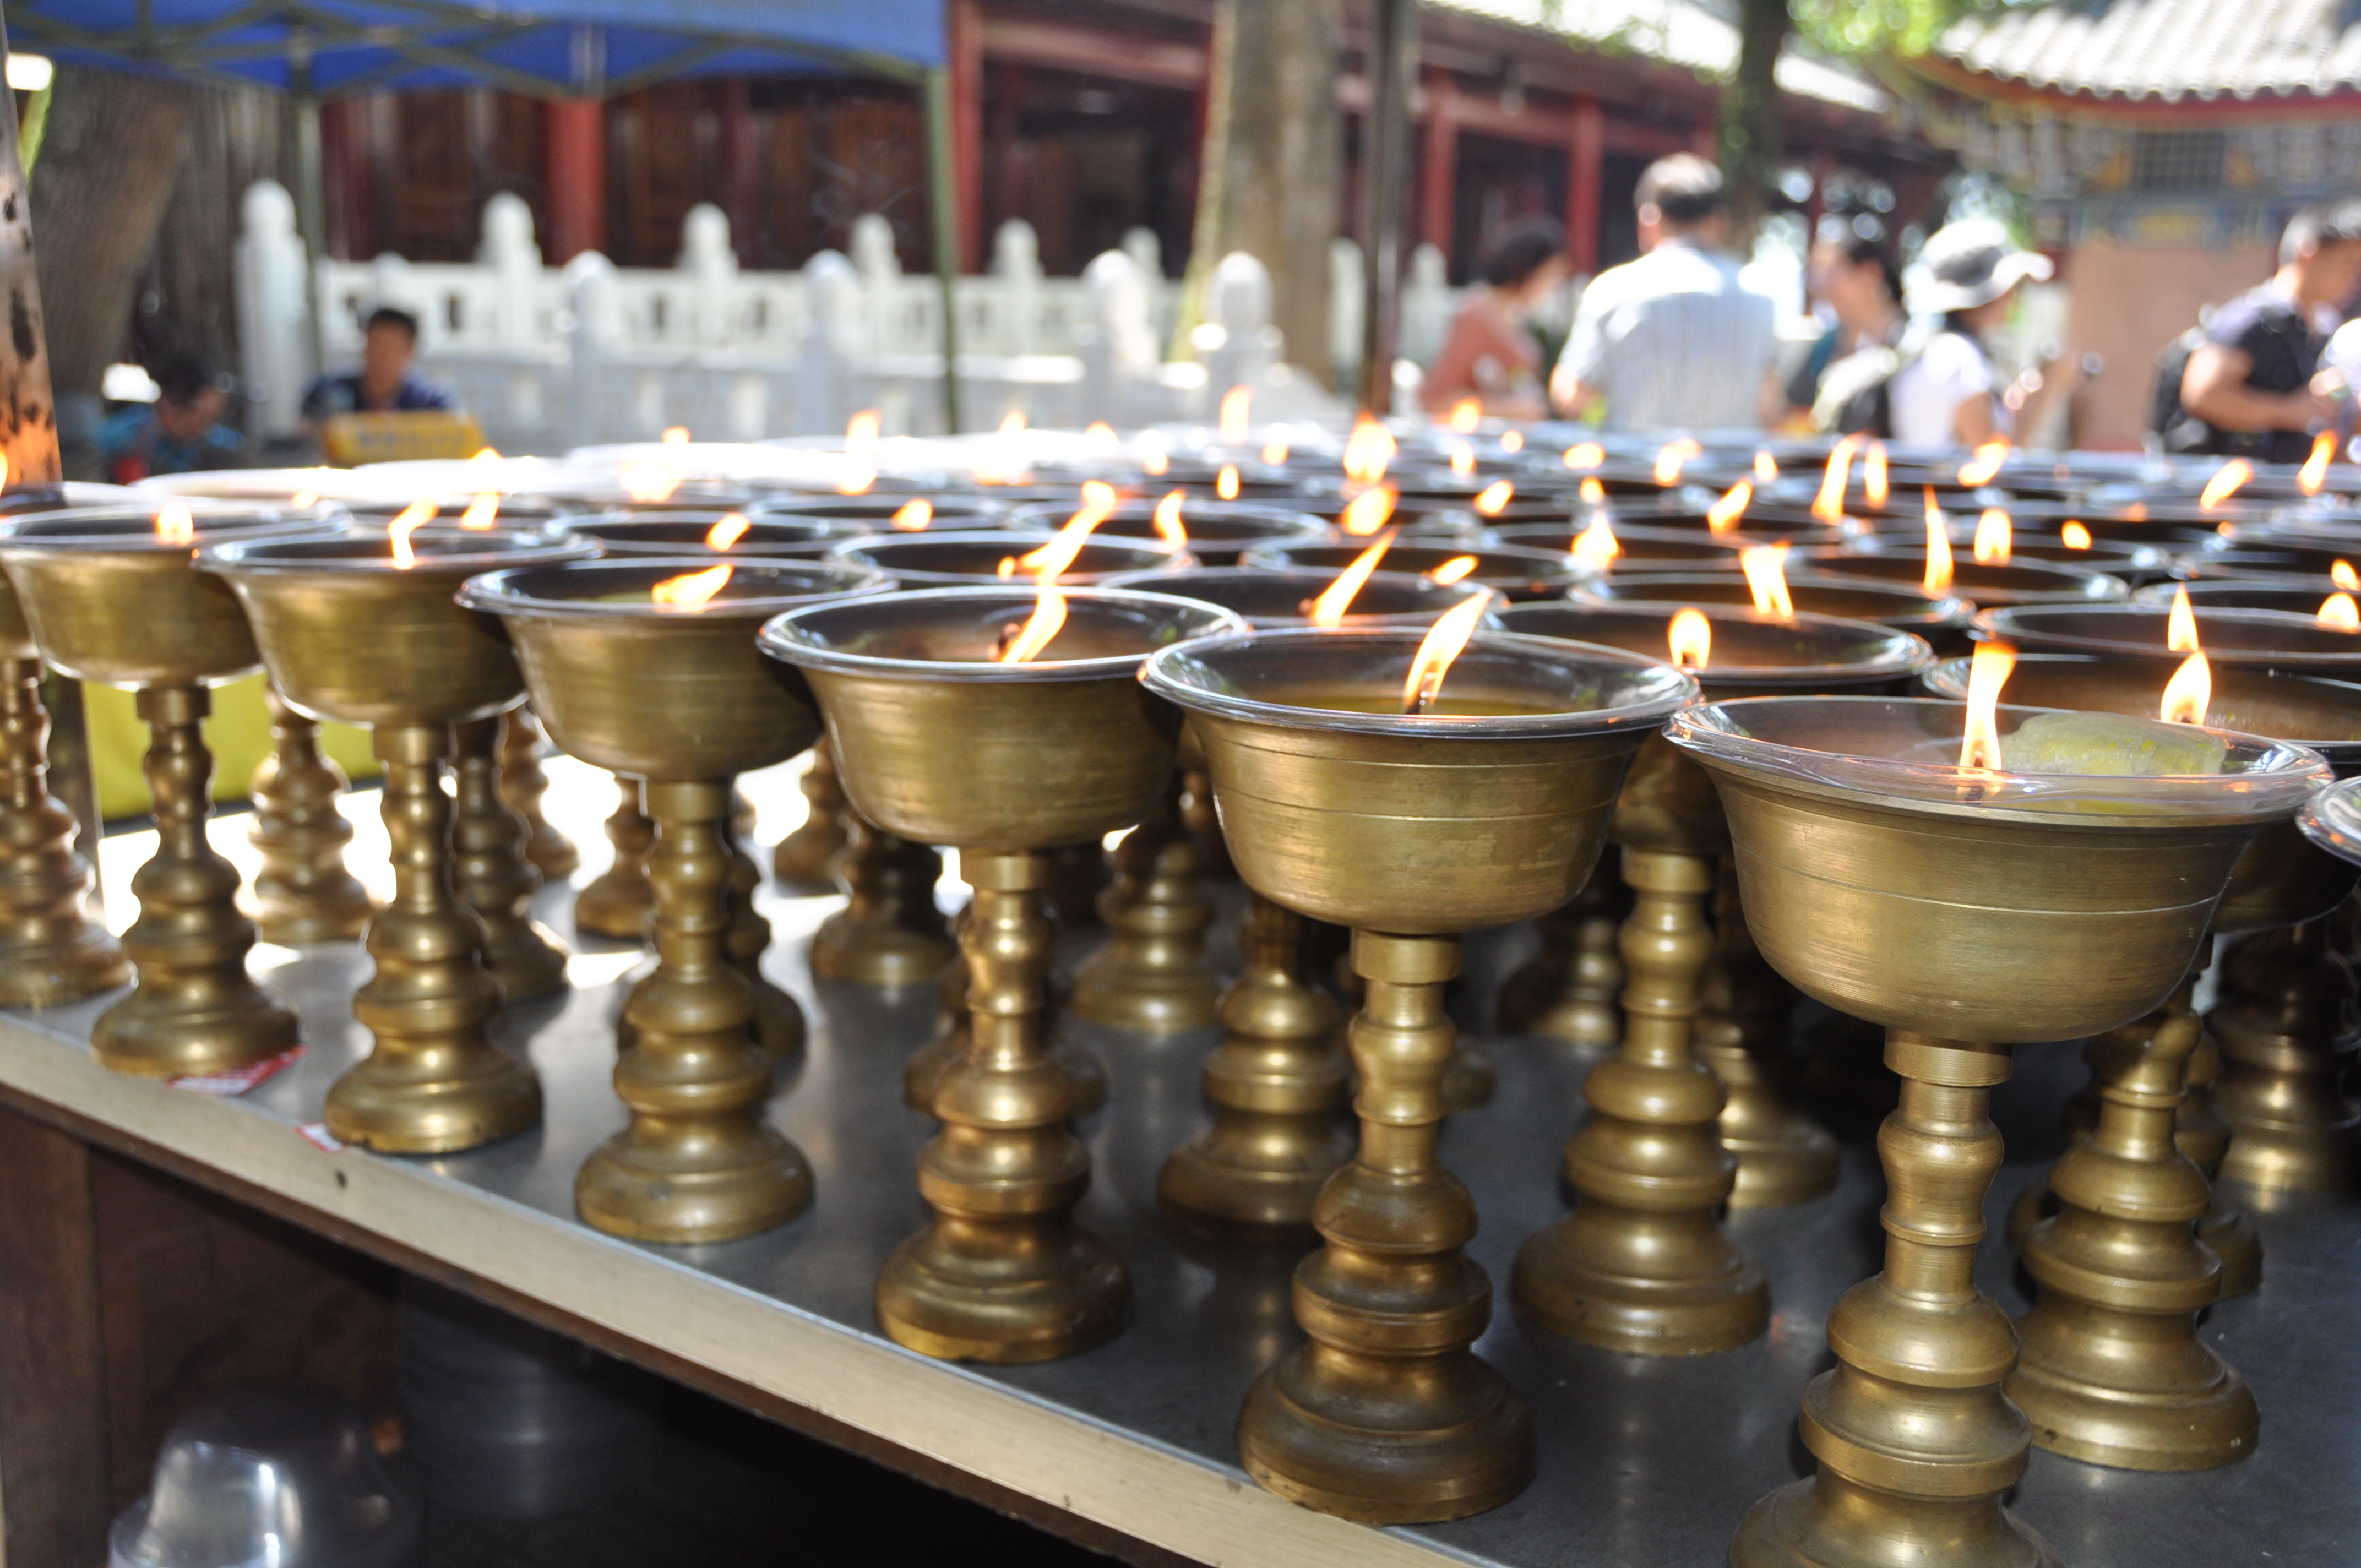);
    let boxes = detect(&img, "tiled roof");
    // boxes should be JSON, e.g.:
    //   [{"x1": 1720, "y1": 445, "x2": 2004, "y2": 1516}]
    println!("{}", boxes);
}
[
  {"x1": 1435, "y1": 0, "x2": 1893, "y2": 113},
  {"x1": 1939, "y1": 0, "x2": 2361, "y2": 103}
]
